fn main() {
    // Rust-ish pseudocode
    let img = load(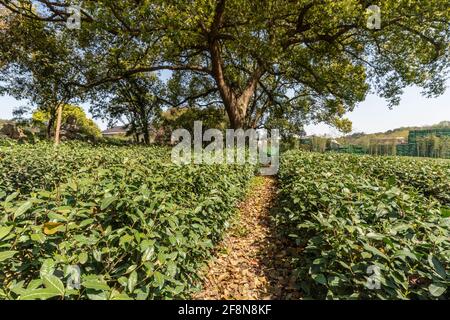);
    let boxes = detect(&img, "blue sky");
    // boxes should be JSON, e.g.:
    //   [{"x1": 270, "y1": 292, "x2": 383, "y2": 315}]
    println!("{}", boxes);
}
[
  {"x1": 305, "y1": 85, "x2": 450, "y2": 136},
  {"x1": 1, "y1": 85, "x2": 448, "y2": 134}
]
